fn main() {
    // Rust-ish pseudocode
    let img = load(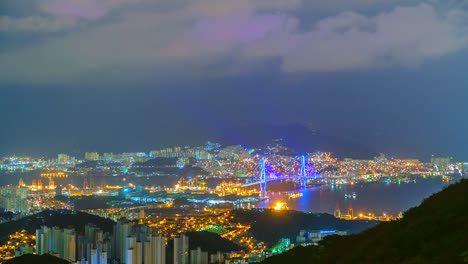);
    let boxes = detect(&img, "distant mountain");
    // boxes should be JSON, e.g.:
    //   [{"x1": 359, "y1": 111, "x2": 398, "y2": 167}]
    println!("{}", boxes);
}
[
  {"x1": 260, "y1": 179, "x2": 468, "y2": 264},
  {"x1": 4, "y1": 254, "x2": 68, "y2": 264},
  {"x1": 212, "y1": 123, "x2": 377, "y2": 159}
]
